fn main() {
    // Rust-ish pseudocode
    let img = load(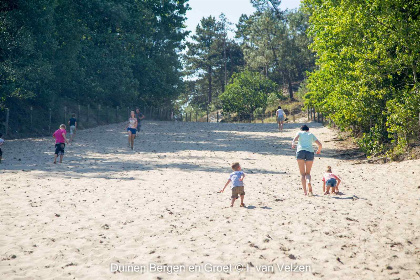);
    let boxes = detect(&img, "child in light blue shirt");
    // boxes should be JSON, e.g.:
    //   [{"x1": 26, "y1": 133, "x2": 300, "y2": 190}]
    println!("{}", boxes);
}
[{"x1": 220, "y1": 162, "x2": 246, "y2": 207}]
